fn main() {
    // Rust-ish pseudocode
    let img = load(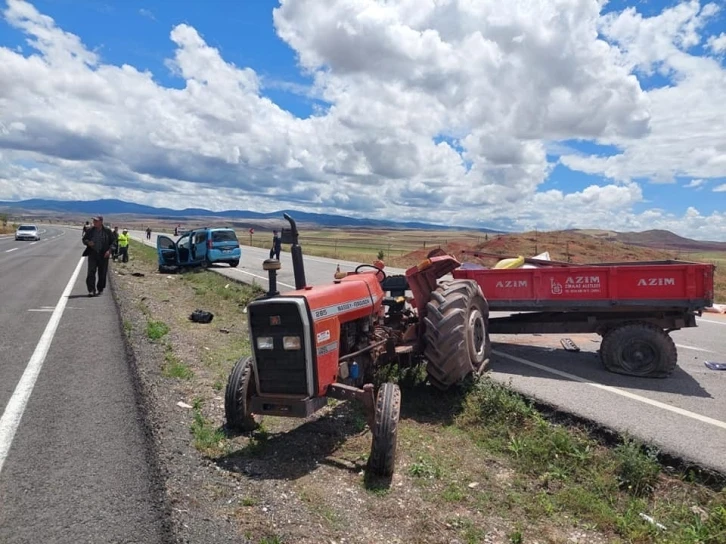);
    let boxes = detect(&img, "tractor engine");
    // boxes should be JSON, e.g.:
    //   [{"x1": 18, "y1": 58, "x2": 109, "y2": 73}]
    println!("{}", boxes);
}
[{"x1": 245, "y1": 255, "x2": 388, "y2": 418}]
